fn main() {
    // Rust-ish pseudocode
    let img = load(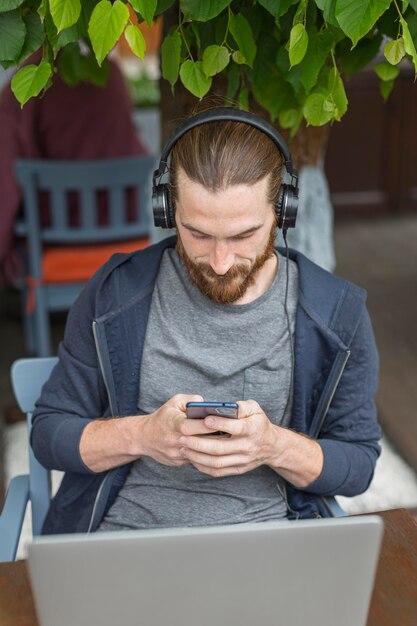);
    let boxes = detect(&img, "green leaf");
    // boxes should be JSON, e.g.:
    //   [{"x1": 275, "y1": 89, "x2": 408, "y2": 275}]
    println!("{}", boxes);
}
[
  {"x1": 293, "y1": 0, "x2": 307, "y2": 26},
  {"x1": 180, "y1": 0, "x2": 232, "y2": 21},
  {"x1": 338, "y1": 32, "x2": 382, "y2": 76},
  {"x1": 11, "y1": 61, "x2": 52, "y2": 107},
  {"x1": 202, "y1": 44, "x2": 230, "y2": 76},
  {"x1": 155, "y1": 0, "x2": 176, "y2": 16},
  {"x1": 384, "y1": 38, "x2": 405, "y2": 65},
  {"x1": 314, "y1": 0, "x2": 339, "y2": 27},
  {"x1": 50, "y1": 0, "x2": 81, "y2": 32},
  {"x1": 252, "y1": 33, "x2": 297, "y2": 119},
  {"x1": 129, "y1": 0, "x2": 157, "y2": 27},
  {"x1": 253, "y1": 71, "x2": 296, "y2": 120},
  {"x1": 225, "y1": 61, "x2": 240, "y2": 99},
  {"x1": 58, "y1": 44, "x2": 110, "y2": 86},
  {"x1": 82, "y1": 54, "x2": 110, "y2": 86},
  {"x1": 400, "y1": 16, "x2": 417, "y2": 75},
  {"x1": 179, "y1": 59, "x2": 212, "y2": 98},
  {"x1": 44, "y1": 10, "x2": 79, "y2": 55},
  {"x1": 279, "y1": 108, "x2": 303, "y2": 137},
  {"x1": 299, "y1": 27, "x2": 335, "y2": 92},
  {"x1": 374, "y1": 61, "x2": 400, "y2": 81},
  {"x1": 44, "y1": 10, "x2": 59, "y2": 54},
  {"x1": 229, "y1": 13, "x2": 256, "y2": 68},
  {"x1": 328, "y1": 67, "x2": 347, "y2": 120},
  {"x1": 58, "y1": 22, "x2": 81, "y2": 48},
  {"x1": 18, "y1": 12, "x2": 45, "y2": 63},
  {"x1": 289, "y1": 23, "x2": 308, "y2": 67},
  {"x1": 335, "y1": 0, "x2": 391, "y2": 47},
  {"x1": 0, "y1": 0, "x2": 24, "y2": 11},
  {"x1": 257, "y1": 0, "x2": 294, "y2": 18},
  {"x1": 125, "y1": 24, "x2": 146, "y2": 59},
  {"x1": 58, "y1": 42, "x2": 86, "y2": 85},
  {"x1": 0, "y1": 10, "x2": 26, "y2": 61},
  {"x1": 238, "y1": 87, "x2": 249, "y2": 110},
  {"x1": 232, "y1": 50, "x2": 246, "y2": 64},
  {"x1": 88, "y1": 0, "x2": 129, "y2": 66},
  {"x1": 38, "y1": 0, "x2": 48, "y2": 20},
  {"x1": 303, "y1": 92, "x2": 334, "y2": 126},
  {"x1": 380, "y1": 79, "x2": 394, "y2": 100},
  {"x1": 161, "y1": 29, "x2": 181, "y2": 86}
]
